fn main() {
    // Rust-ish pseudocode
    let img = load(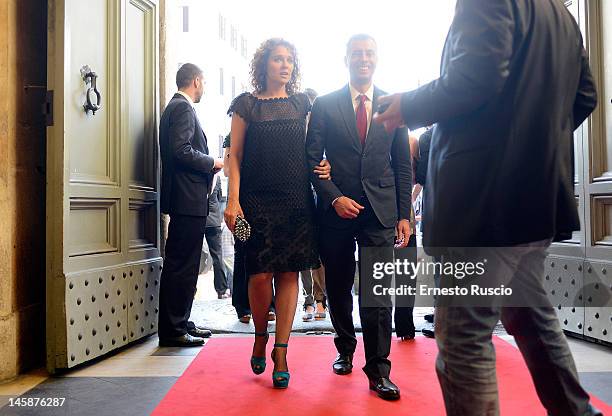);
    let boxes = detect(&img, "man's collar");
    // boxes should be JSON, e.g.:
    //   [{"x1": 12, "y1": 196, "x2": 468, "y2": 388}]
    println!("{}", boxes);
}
[
  {"x1": 177, "y1": 90, "x2": 195, "y2": 106},
  {"x1": 349, "y1": 83, "x2": 374, "y2": 102}
]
